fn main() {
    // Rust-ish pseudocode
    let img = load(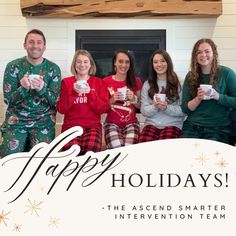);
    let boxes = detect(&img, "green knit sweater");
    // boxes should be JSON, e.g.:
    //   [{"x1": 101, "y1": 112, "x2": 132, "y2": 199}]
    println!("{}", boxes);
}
[{"x1": 181, "y1": 66, "x2": 236, "y2": 127}]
